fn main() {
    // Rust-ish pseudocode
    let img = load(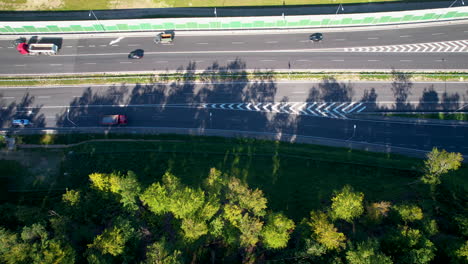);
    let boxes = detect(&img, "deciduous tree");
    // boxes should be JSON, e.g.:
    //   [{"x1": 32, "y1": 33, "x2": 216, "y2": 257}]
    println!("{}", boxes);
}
[
  {"x1": 330, "y1": 185, "x2": 364, "y2": 233},
  {"x1": 309, "y1": 211, "x2": 346, "y2": 251},
  {"x1": 421, "y1": 148, "x2": 462, "y2": 186},
  {"x1": 261, "y1": 212, "x2": 295, "y2": 249}
]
